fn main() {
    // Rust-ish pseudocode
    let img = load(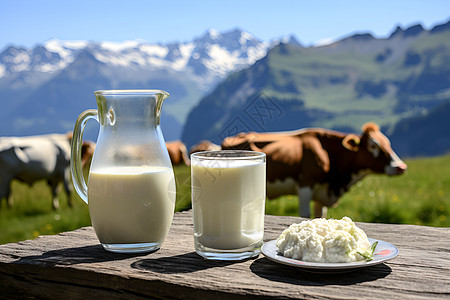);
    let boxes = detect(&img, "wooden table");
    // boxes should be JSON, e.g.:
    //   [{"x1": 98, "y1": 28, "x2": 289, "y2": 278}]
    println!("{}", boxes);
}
[{"x1": 0, "y1": 211, "x2": 448, "y2": 299}]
